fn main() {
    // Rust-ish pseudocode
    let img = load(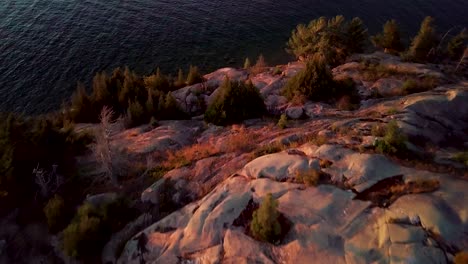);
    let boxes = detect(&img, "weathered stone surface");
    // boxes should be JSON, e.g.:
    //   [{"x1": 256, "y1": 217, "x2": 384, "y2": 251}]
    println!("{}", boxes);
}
[
  {"x1": 400, "y1": 89, "x2": 468, "y2": 145},
  {"x1": 239, "y1": 152, "x2": 319, "y2": 181},
  {"x1": 371, "y1": 78, "x2": 404, "y2": 97},
  {"x1": 285, "y1": 106, "x2": 304, "y2": 119}
]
